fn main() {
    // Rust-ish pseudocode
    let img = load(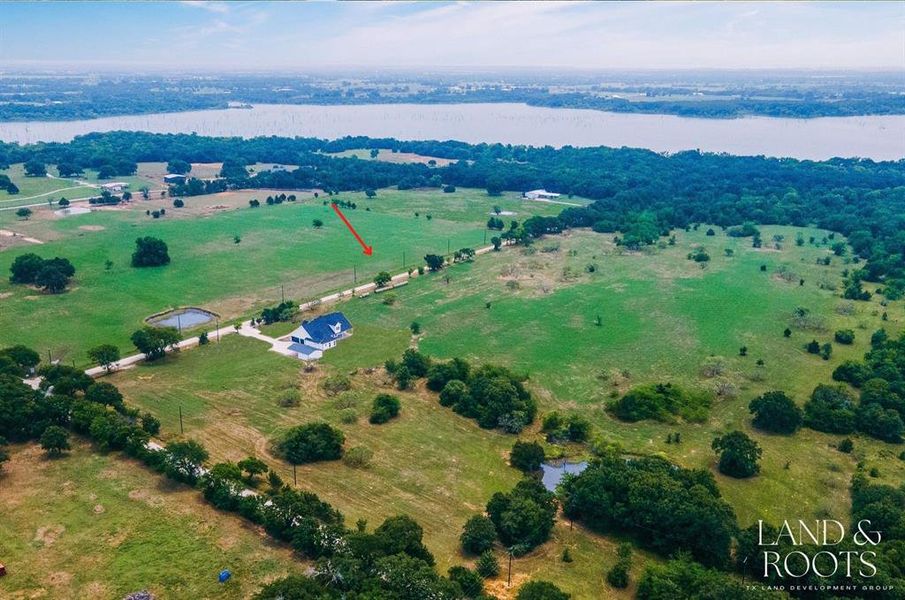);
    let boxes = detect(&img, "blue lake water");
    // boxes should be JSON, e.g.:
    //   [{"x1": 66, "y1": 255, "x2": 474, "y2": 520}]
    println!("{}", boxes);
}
[
  {"x1": 541, "y1": 460, "x2": 589, "y2": 491},
  {"x1": 148, "y1": 308, "x2": 216, "y2": 330}
]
